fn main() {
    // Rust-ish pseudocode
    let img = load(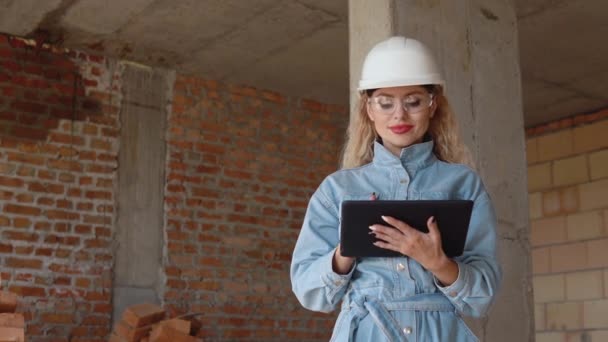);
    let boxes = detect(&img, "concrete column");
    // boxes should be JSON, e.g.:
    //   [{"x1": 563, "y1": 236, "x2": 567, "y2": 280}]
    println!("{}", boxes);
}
[
  {"x1": 113, "y1": 64, "x2": 173, "y2": 323},
  {"x1": 349, "y1": 1, "x2": 532, "y2": 341}
]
